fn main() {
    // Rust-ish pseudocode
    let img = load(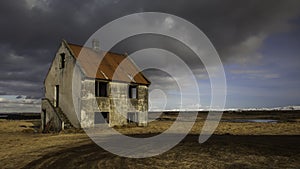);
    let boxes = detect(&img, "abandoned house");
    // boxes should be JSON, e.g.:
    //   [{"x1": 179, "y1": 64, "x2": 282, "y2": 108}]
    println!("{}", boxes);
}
[{"x1": 41, "y1": 40, "x2": 150, "y2": 132}]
